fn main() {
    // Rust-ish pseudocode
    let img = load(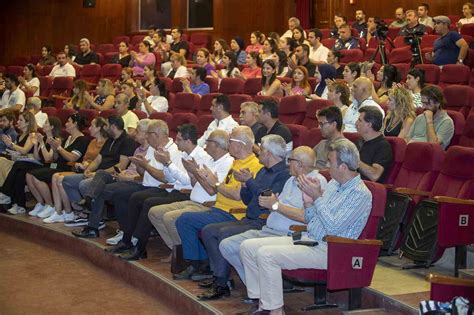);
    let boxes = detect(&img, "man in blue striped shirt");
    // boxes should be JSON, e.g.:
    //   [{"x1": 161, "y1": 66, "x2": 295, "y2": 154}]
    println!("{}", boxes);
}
[{"x1": 239, "y1": 138, "x2": 372, "y2": 314}]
